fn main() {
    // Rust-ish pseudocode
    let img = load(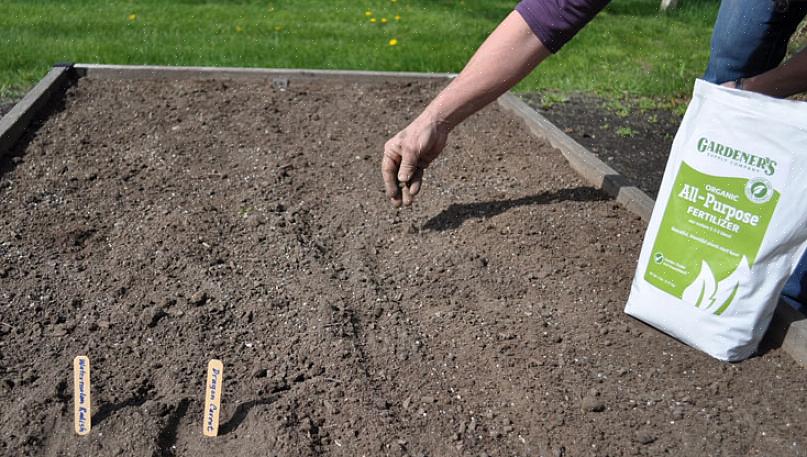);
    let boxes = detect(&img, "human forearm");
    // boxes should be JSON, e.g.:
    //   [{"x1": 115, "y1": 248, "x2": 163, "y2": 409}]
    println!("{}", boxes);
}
[
  {"x1": 381, "y1": 2, "x2": 606, "y2": 207},
  {"x1": 743, "y1": 48, "x2": 807, "y2": 98},
  {"x1": 420, "y1": 11, "x2": 551, "y2": 129}
]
